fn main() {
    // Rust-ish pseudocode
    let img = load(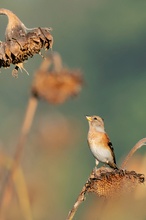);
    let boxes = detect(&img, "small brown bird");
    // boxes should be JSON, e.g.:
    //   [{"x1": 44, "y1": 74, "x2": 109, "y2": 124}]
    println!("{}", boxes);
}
[{"x1": 86, "y1": 115, "x2": 118, "y2": 169}]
